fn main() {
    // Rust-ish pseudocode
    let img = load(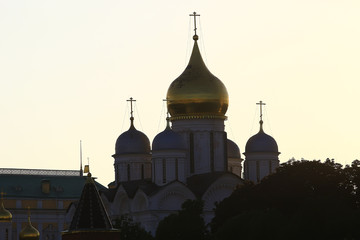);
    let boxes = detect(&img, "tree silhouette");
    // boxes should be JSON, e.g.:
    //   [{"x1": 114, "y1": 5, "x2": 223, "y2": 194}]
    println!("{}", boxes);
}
[
  {"x1": 155, "y1": 199, "x2": 209, "y2": 240},
  {"x1": 211, "y1": 159, "x2": 360, "y2": 240}
]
